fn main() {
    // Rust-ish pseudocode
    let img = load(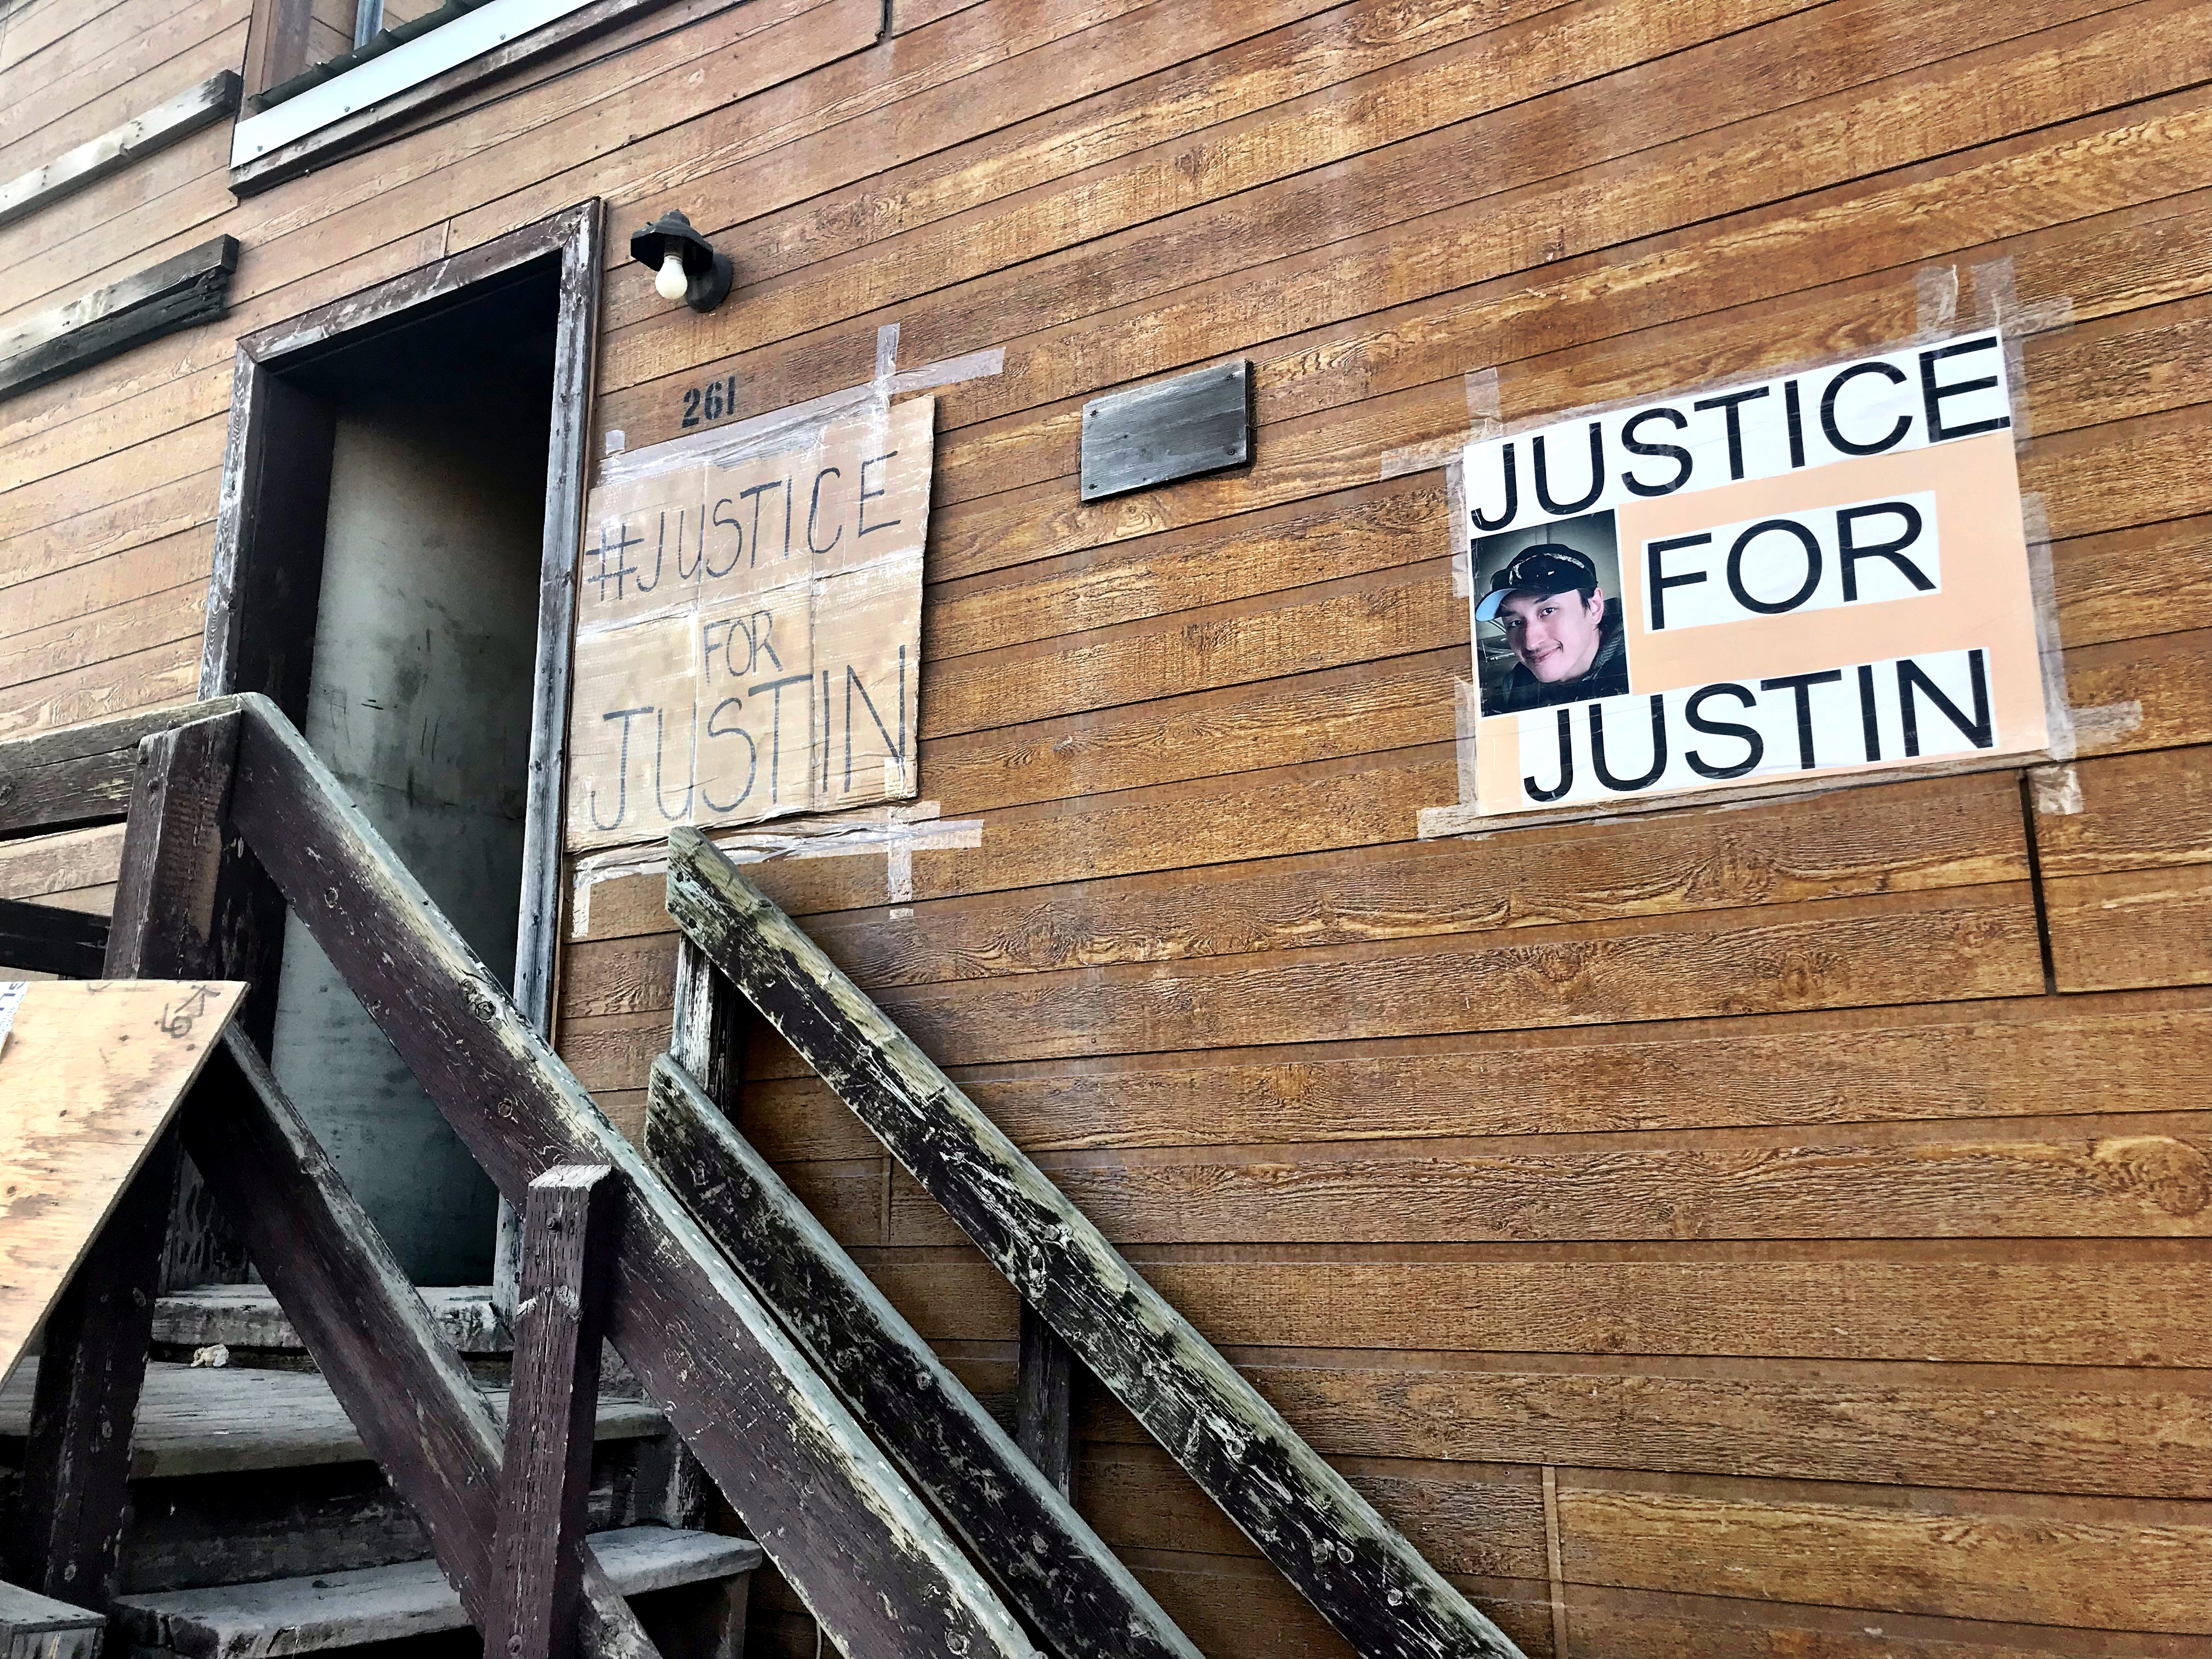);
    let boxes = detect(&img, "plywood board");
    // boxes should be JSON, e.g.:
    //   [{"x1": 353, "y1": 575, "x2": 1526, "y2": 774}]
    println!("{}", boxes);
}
[{"x1": 0, "y1": 979, "x2": 245, "y2": 1380}]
